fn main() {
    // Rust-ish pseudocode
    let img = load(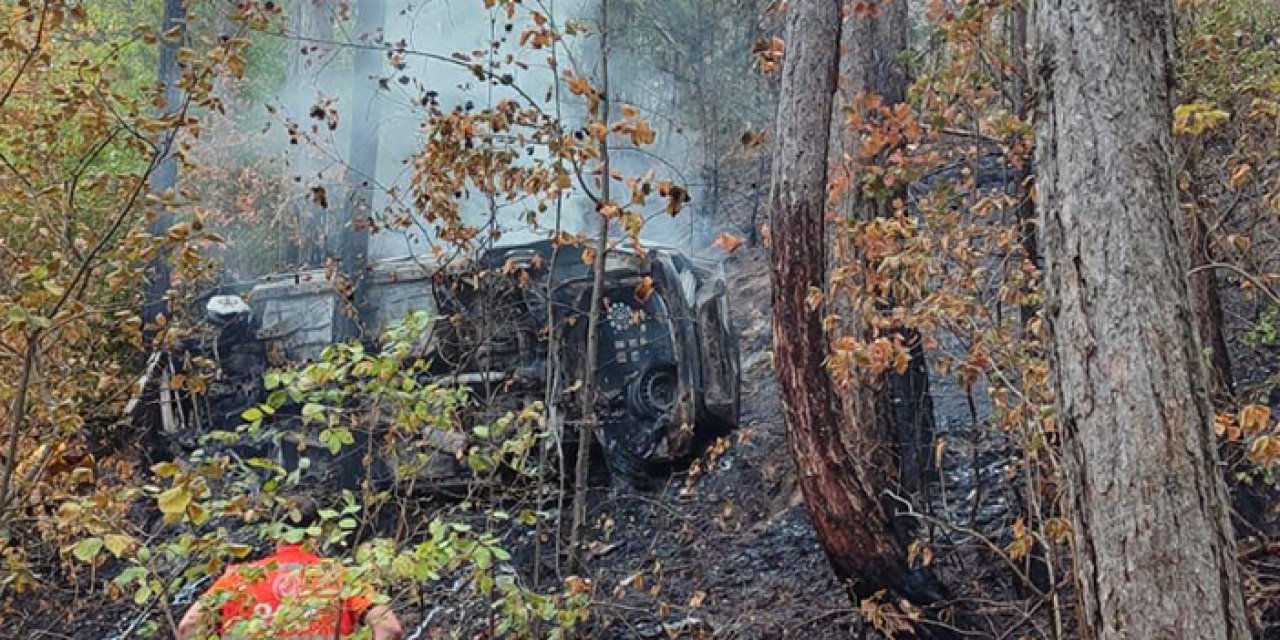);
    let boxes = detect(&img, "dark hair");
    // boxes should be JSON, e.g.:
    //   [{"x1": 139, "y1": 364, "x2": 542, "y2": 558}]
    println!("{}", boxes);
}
[{"x1": 279, "y1": 494, "x2": 322, "y2": 529}]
